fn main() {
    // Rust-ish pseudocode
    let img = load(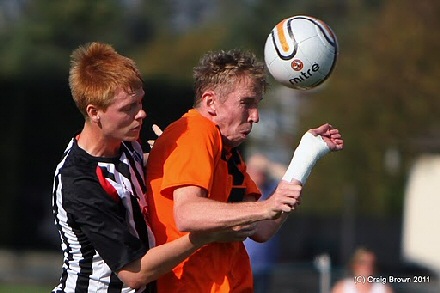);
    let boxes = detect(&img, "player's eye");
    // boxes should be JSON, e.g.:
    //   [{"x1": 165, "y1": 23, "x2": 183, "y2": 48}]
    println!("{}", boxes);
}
[
  {"x1": 122, "y1": 103, "x2": 136, "y2": 112},
  {"x1": 240, "y1": 99, "x2": 258, "y2": 108}
]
